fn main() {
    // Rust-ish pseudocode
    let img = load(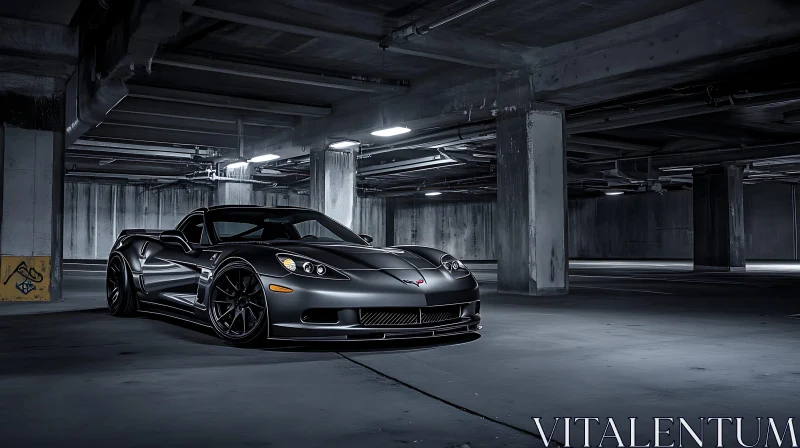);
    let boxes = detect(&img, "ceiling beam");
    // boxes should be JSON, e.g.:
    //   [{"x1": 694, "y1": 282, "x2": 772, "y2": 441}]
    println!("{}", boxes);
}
[
  {"x1": 179, "y1": 4, "x2": 531, "y2": 69},
  {"x1": 784, "y1": 109, "x2": 800, "y2": 124},
  {"x1": 532, "y1": 0, "x2": 800, "y2": 105},
  {"x1": 567, "y1": 90, "x2": 800, "y2": 134},
  {"x1": 126, "y1": 85, "x2": 331, "y2": 117},
  {"x1": 261, "y1": 0, "x2": 800, "y2": 158},
  {"x1": 566, "y1": 144, "x2": 621, "y2": 157},
  {"x1": 114, "y1": 97, "x2": 297, "y2": 128},
  {"x1": 103, "y1": 113, "x2": 276, "y2": 139},
  {"x1": 152, "y1": 52, "x2": 409, "y2": 94},
  {"x1": 0, "y1": 18, "x2": 78, "y2": 79},
  {"x1": 567, "y1": 136, "x2": 657, "y2": 152},
  {"x1": 87, "y1": 123, "x2": 239, "y2": 148}
]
